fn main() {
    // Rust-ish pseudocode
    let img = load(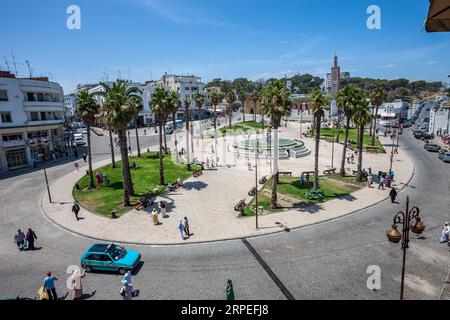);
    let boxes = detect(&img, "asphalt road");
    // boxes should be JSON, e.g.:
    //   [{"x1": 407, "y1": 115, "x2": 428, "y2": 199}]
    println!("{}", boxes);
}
[{"x1": 1, "y1": 121, "x2": 449, "y2": 300}]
